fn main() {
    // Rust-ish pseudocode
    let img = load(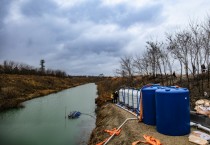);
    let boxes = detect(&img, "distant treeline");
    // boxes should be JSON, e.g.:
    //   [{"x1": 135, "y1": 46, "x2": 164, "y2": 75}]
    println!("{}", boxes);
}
[{"x1": 0, "y1": 60, "x2": 67, "y2": 77}]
